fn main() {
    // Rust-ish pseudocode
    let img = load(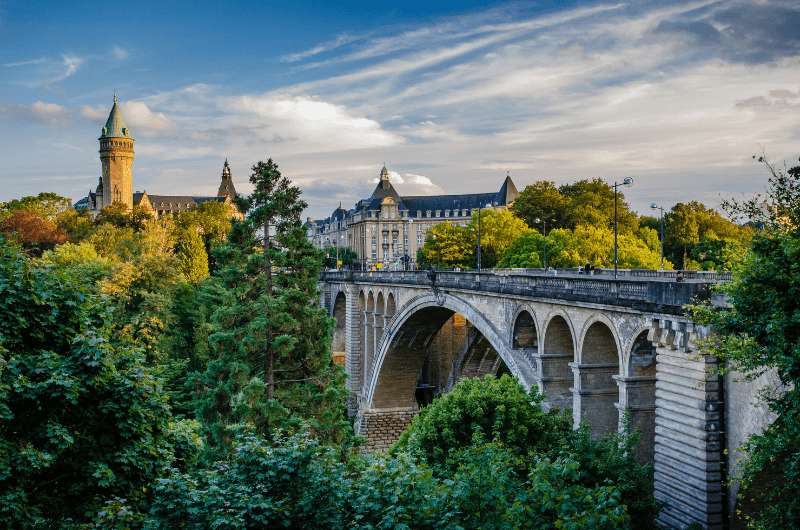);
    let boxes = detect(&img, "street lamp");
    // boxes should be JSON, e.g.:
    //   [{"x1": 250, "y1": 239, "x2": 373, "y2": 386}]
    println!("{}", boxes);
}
[
  {"x1": 650, "y1": 202, "x2": 665, "y2": 271},
  {"x1": 534, "y1": 217, "x2": 554, "y2": 270},
  {"x1": 476, "y1": 202, "x2": 492, "y2": 272},
  {"x1": 612, "y1": 177, "x2": 634, "y2": 279}
]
